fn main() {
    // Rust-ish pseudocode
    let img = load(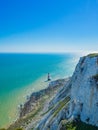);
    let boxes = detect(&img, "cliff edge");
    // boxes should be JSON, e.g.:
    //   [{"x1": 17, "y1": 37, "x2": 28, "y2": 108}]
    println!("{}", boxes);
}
[{"x1": 69, "y1": 53, "x2": 98, "y2": 126}]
